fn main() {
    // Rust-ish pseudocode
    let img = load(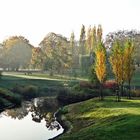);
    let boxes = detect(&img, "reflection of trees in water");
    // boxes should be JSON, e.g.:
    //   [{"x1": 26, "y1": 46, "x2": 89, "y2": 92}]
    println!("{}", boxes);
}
[
  {"x1": 4, "y1": 102, "x2": 30, "y2": 120},
  {"x1": 30, "y1": 98, "x2": 60, "y2": 130},
  {"x1": 3, "y1": 98, "x2": 61, "y2": 131},
  {"x1": 45, "y1": 112, "x2": 60, "y2": 130}
]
